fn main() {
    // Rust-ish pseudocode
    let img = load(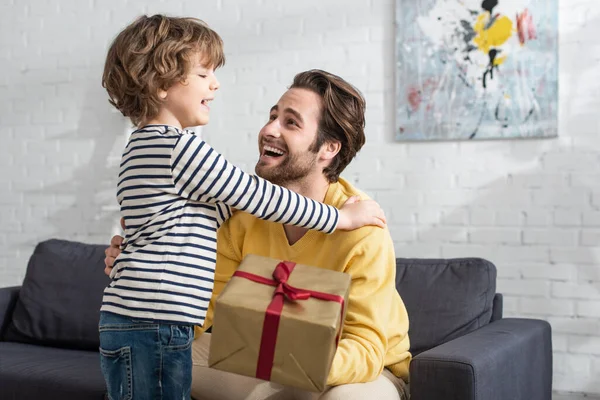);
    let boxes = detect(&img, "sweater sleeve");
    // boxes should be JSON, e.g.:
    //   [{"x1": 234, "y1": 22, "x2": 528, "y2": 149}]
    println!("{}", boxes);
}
[
  {"x1": 170, "y1": 133, "x2": 338, "y2": 234},
  {"x1": 327, "y1": 227, "x2": 402, "y2": 385}
]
